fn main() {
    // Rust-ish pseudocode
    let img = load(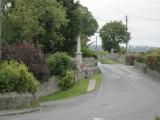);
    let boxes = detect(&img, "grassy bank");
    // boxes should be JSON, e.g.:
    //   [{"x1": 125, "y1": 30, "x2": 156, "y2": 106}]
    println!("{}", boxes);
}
[
  {"x1": 99, "y1": 58, "x2": 116, "y2": 64},
  {"x1": 39, "y1": 73, "x2": 101, "y2": 102}
]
